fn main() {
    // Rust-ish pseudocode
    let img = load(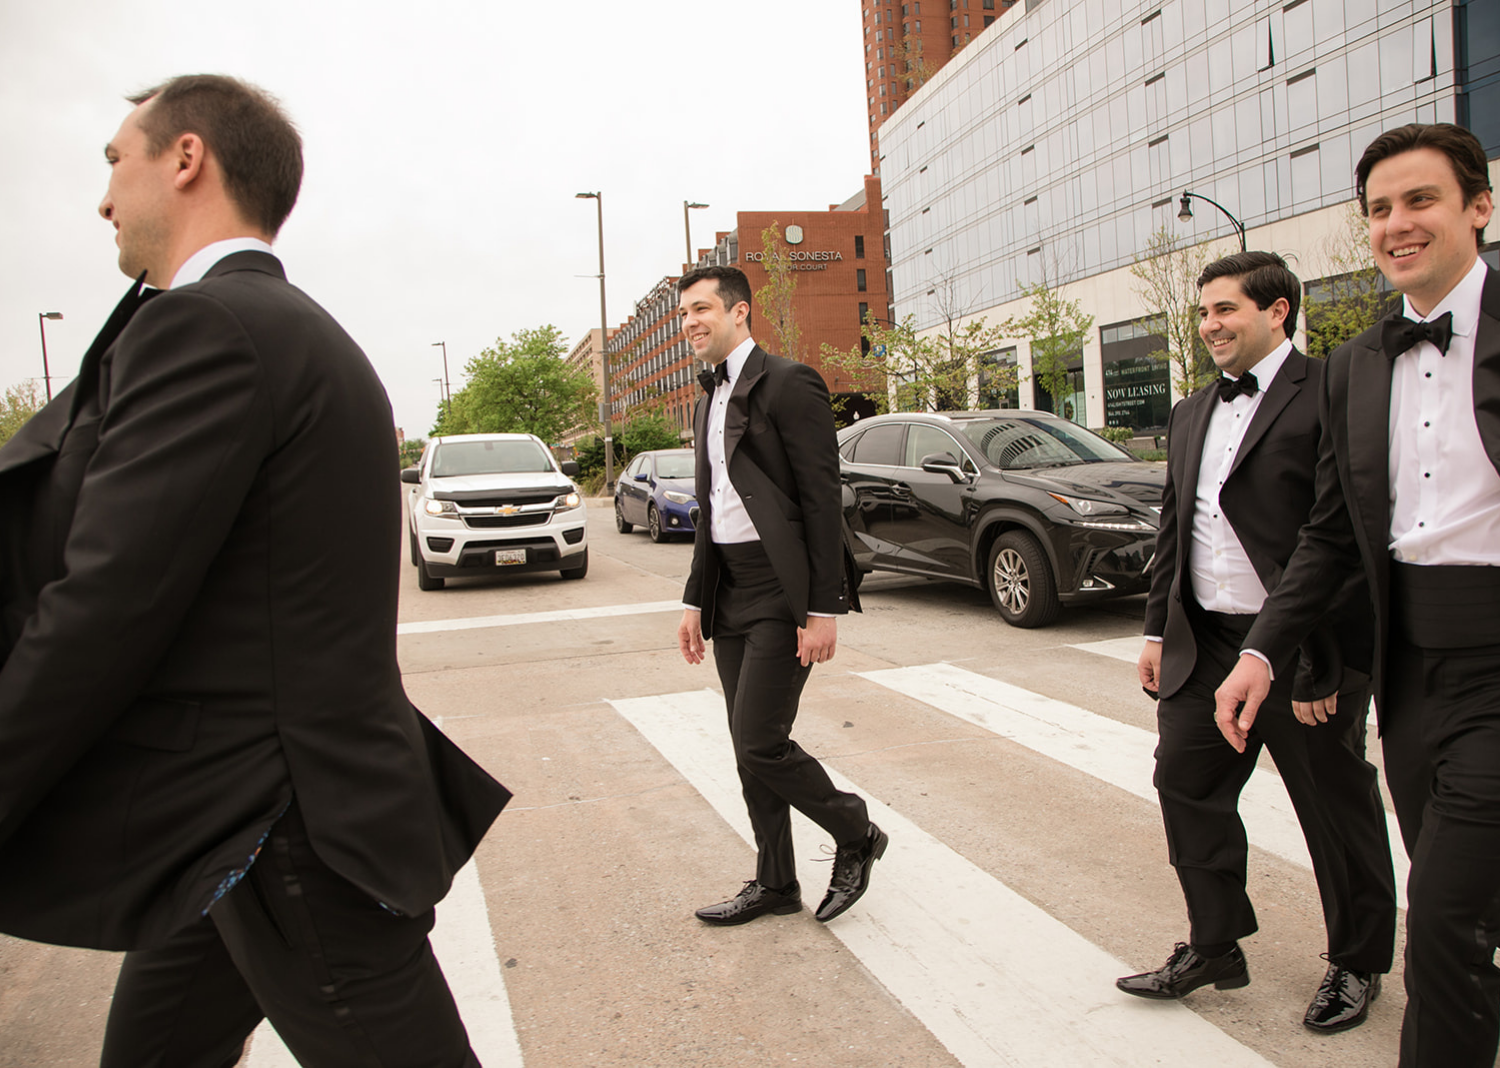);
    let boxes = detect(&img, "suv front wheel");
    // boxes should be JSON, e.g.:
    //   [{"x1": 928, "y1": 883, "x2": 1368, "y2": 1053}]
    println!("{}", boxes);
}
[{"x1": 987, "y1": 531, "x2": 1060, "y2": 628}]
